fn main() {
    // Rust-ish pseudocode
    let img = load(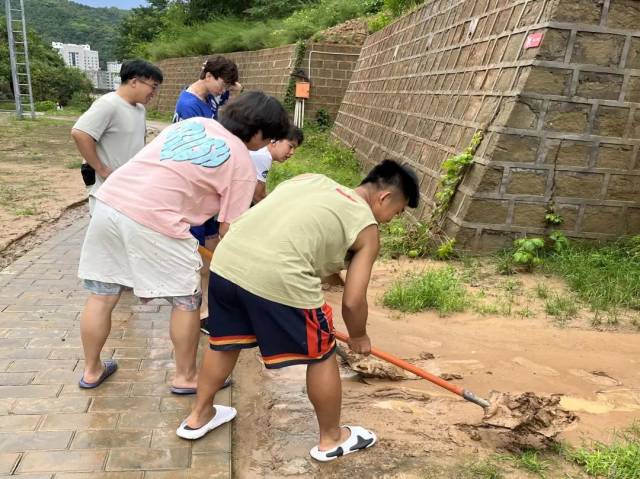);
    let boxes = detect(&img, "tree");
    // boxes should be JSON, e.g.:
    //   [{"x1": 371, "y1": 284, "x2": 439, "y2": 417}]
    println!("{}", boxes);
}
[
  {"x1": 0, "y1": 17, "x2": 92, "y2": 104},
  {"x1": 115, "y1": 1, "x2": 170, "y2": 59}
]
